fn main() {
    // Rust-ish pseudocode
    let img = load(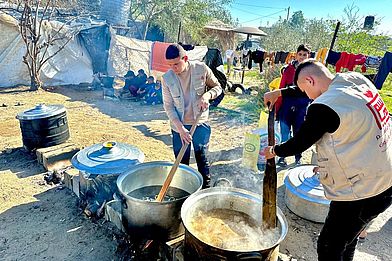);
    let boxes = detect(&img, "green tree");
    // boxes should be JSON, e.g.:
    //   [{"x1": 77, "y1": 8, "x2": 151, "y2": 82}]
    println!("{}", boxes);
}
[
  {"x1": 289, "y1": 10, "x2": 305, "y2": 29},
  {"x1": 335, "y1": 3, "x2": 392, "y2": 56},
  {"x1": 129, "y1": 0, "x2": 233, "y2": 43}
]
